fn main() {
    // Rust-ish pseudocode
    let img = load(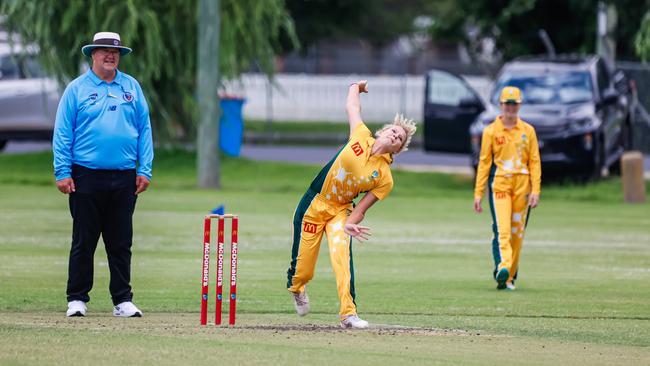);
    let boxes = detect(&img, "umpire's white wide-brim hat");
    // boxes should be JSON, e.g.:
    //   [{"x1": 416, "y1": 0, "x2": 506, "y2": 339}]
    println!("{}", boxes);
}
[{"x1": 81, "y1": 32, "x2": 132, "y2": 57}]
